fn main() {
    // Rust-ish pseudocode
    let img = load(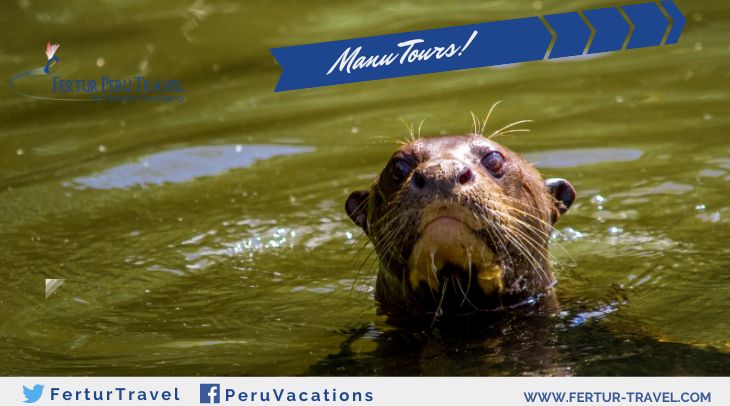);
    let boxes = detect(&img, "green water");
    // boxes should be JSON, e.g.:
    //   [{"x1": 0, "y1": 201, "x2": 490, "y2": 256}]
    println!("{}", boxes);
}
[{"x1": 1, "y1": 0, "x2": 729, "y2": 376}]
